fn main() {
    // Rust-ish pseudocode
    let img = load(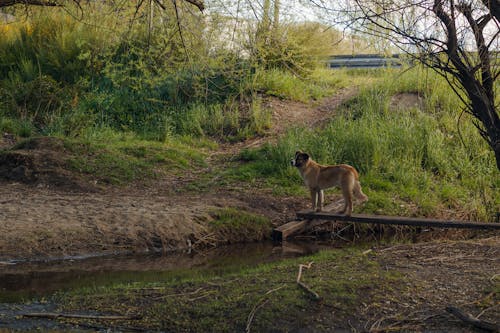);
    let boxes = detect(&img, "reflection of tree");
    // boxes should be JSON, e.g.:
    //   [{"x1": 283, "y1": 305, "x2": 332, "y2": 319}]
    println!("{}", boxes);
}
[{"x1": 311, "y1": 0, "x2": 500, "y2": 170}]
